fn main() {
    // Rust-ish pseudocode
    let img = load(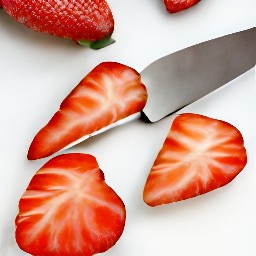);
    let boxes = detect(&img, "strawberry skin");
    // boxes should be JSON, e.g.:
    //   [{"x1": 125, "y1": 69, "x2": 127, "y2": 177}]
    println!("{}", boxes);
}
[
  {"x1": 143, "y1": 113, "x2": 247, "y2": 206},
  {"x1": 164, "y1": 0, "x2": 201, "y2": 13},
  {"x1": 2, "y1": 0, "x2": 114, "y2": 46},
  {"x1": 16, "y1": 153, "x2": 126, "y2": 256},
  {"x1": 28, "y1": 62, "x2": 147, "y2": 160}
]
